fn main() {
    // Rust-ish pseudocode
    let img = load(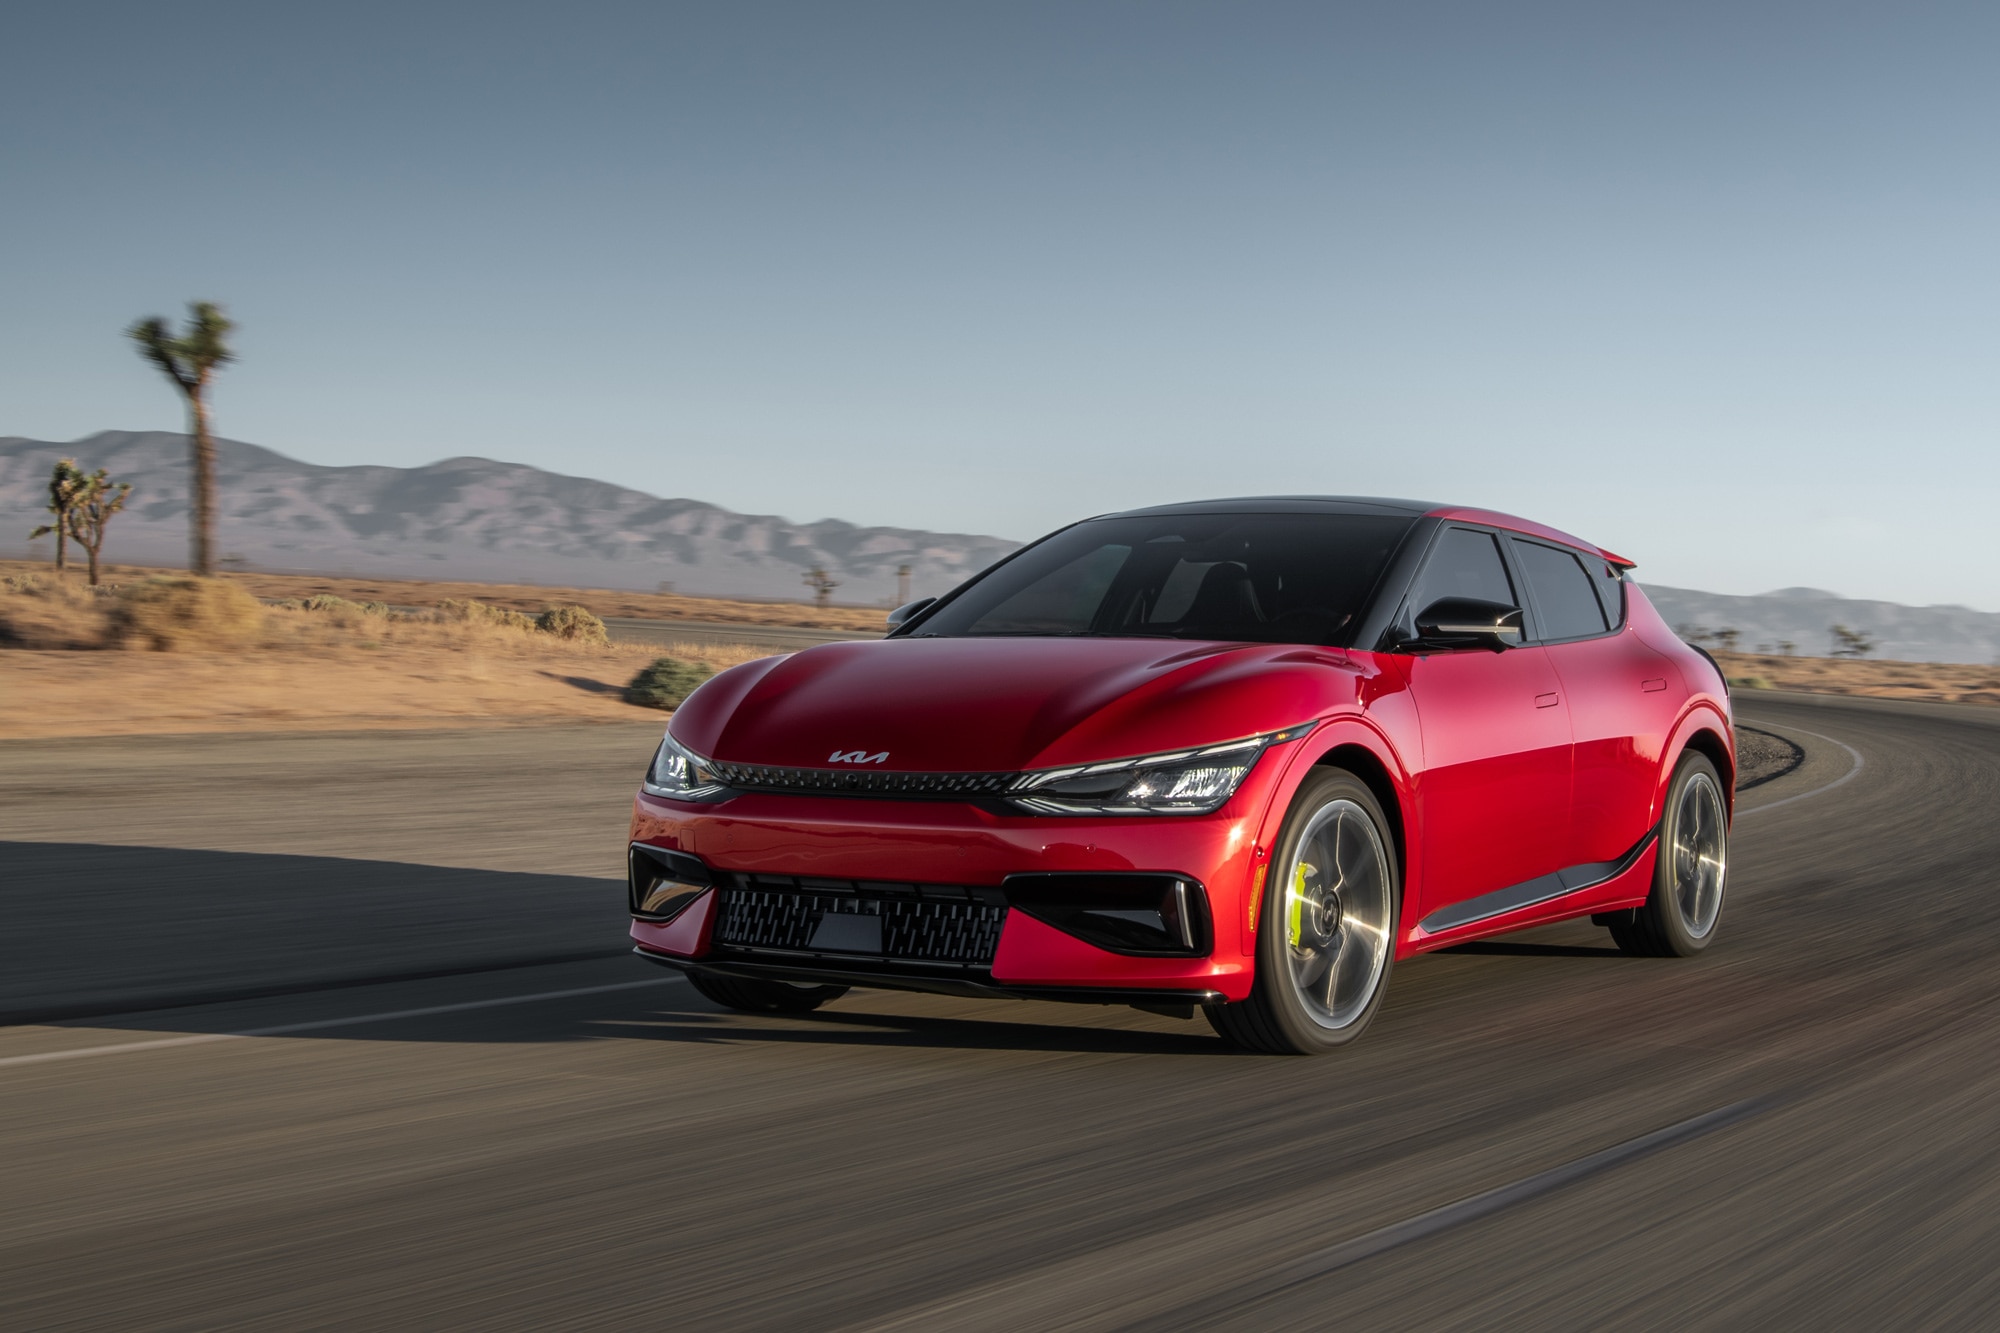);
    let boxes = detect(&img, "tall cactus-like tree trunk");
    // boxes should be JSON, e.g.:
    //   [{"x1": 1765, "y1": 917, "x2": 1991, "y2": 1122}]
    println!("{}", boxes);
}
[
  {"x1": 128, "y1": 301, "x2": 234, "y2": 579},
  {"x1": 188, "y1": 390, "x2": 216, "y2": 575}
]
